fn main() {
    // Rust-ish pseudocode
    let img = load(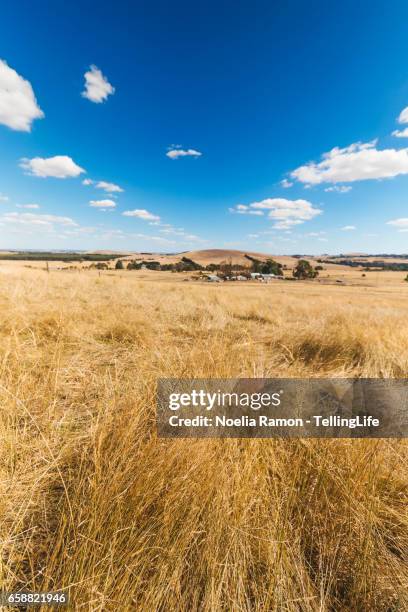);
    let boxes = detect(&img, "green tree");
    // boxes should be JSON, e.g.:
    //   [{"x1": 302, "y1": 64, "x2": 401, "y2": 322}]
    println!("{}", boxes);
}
[
  {"x1": 179, "y1": 257, "x2": 203, "y2": 271},
  {"x1": 261, "y1": 258, "x2": 283, "y2": 275},
  {"x1": 293, "y1": 259, "x2": 318, "y2": 279},
  {"x1": 244, "y1": 254, "x2": 262, "y2": 273},
  {"x1": 115, "y1": 260, "x2": 124, "y2": 269}
]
